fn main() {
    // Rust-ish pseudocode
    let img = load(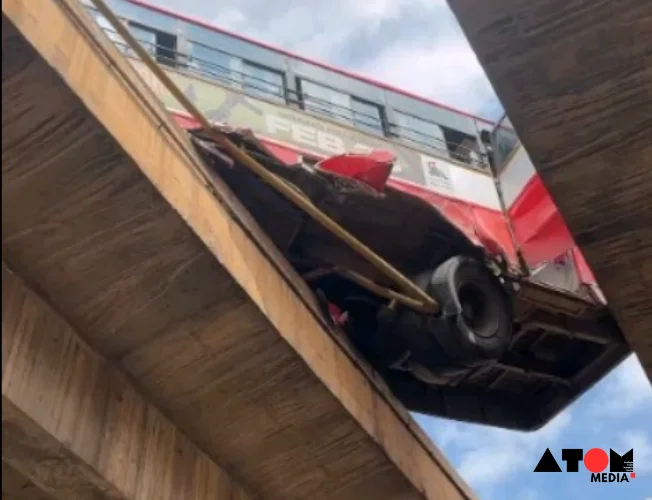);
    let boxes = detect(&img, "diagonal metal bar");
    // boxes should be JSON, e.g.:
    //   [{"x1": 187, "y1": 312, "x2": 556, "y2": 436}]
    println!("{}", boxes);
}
[{"x1": 89, "y1": 0, "x2": 438, "y2": 314}]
